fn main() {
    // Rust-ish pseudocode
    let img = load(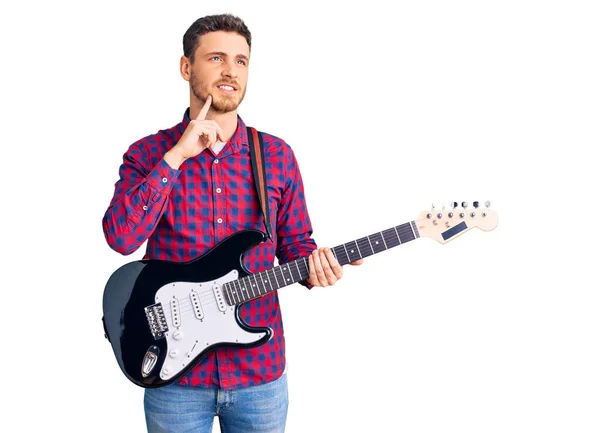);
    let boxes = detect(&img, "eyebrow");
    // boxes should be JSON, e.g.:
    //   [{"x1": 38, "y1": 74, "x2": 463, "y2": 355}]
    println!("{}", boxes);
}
[{"x1": 205, "y1": 51, "x2": 249, "y2": 62}]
